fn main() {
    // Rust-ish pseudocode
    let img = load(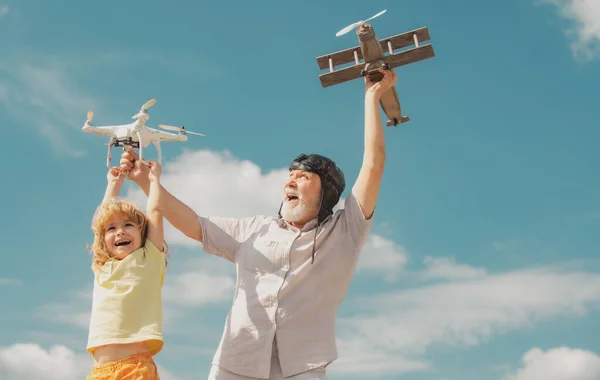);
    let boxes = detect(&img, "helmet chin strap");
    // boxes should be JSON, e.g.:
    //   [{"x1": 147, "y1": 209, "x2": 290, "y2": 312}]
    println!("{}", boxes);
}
[{"x1": 311, "y1": 189, "x2": 325, "y2": 264}]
